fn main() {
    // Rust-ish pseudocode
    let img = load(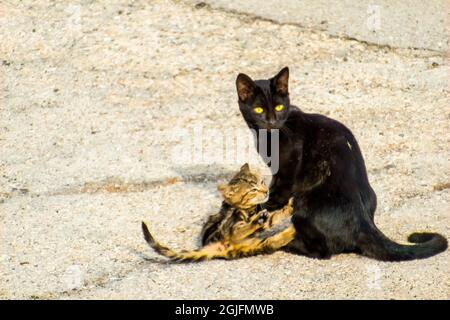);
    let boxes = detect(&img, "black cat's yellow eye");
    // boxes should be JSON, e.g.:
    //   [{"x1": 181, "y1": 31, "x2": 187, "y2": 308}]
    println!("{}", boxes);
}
[
  {"x1": 253, "y1": 107, "x2": 264, "y2": 114},
  {"x1": 275, "y1": 105, "x2": 284, "y2": 112}
]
